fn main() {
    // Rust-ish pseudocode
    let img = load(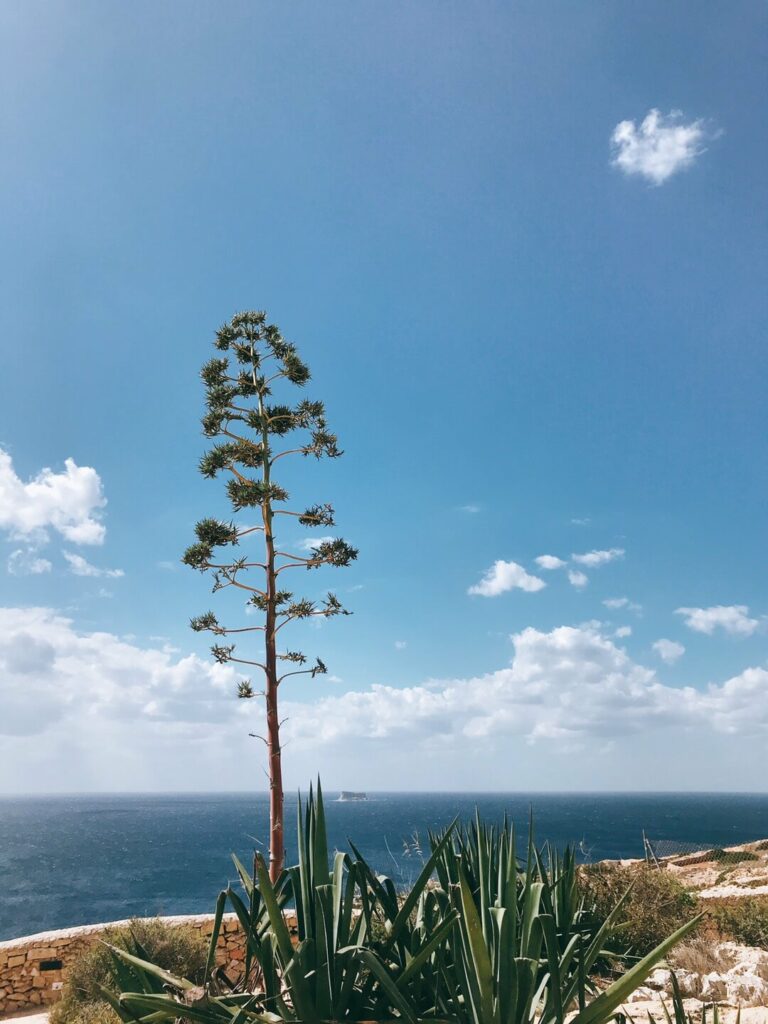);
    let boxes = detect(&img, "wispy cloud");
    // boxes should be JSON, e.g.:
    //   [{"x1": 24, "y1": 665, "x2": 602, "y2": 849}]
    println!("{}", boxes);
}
[
  {"x1": 458, "y1": 504, "x2": 481, "y2": 514},
  {"x1": 603, "y1": 596, "x2": 642, "y2": 614},
  {"x1": 297, "y1": 536, "x2": 335, "y2": 553},
  {"x1": 394, "y1": 640, "x2": 407, "y2": 650},
  {"x1": 63, "y1": 551, "x2": 124, "y2": 579},
  {"x1": 568, "y1": 569, "x2": 589, "y2": 589},
  {"x1": 615, "y1": 626, "x2": 632, "y2": 638},
  {"x1": 675, "y1": 605, "x2": 759, "y2": 637},
  {"x1": 7, "y1": 548, "x2": 52, "y2": 576},
  {"x1": 535, "y1": 554, "x2": 567, "y2": 570},
  {"x1": 570, "y1": 517, "x2": 591, "y2": 526},
  {"x1": 611, "y1": 109, "x2": 710, "y2": 185},
  {"x1": 653, "y1": 638, "x2": 685, "y2": 664},
  {"x1": 468, "y1": 560, "x2": 546, "y2": 597},
  {"x1": 572, "y1": 548, "x2": 624, "y2": 568}
]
